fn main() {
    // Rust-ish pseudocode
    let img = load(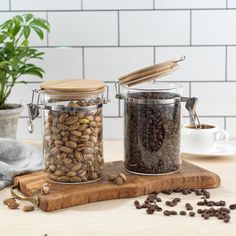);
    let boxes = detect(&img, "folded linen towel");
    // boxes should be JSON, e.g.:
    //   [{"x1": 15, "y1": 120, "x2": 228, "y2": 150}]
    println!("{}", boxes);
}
[{"x1": 0, "y1": 138, "x2": 43, "y2": 190}]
